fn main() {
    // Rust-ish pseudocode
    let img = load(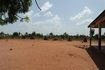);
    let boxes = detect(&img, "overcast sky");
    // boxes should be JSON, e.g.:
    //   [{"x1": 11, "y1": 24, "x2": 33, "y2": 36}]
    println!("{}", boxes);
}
[{"x1": 0, "y1": 0, "x2": 105, "y2": 35}]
